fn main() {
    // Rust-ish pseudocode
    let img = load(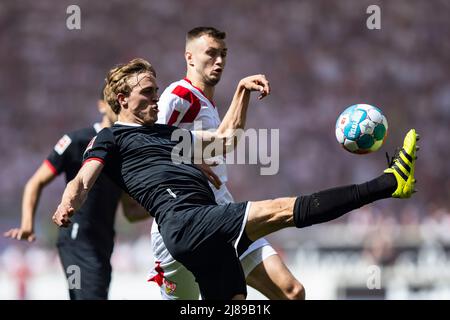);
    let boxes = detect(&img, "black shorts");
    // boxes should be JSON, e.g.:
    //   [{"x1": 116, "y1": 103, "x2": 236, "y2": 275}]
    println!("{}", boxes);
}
[
  {"x1": 159, "y1": 201, "x2": 251, "y2": 300},
  {"x1": 57, "y1": 242, "x2": 113, "y2": 300}
]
